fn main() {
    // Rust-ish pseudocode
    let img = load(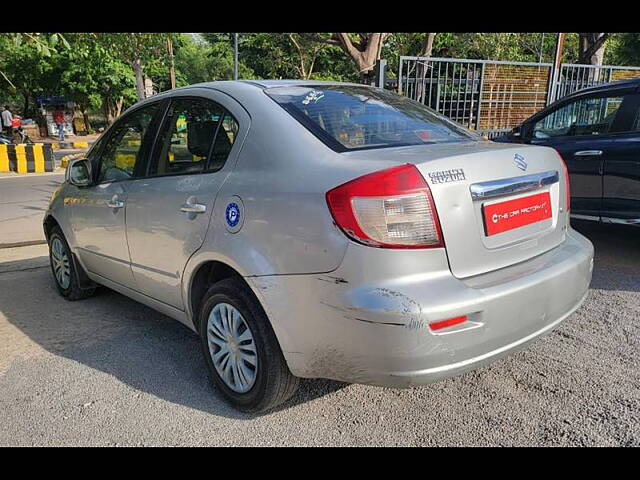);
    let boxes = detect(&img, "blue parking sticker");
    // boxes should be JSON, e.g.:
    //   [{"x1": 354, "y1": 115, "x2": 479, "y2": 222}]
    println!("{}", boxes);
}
[{"x1": 226, "y1": 202, "x2": 240, "y2": 228}]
